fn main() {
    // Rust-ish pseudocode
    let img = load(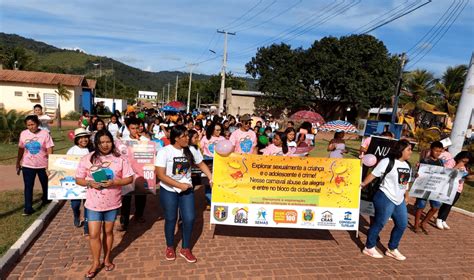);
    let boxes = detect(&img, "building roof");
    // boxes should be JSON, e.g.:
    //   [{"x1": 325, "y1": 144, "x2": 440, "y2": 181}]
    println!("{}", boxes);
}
[{"x1": 0, "y1": 69, "x2": 96, "y2": 89}]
